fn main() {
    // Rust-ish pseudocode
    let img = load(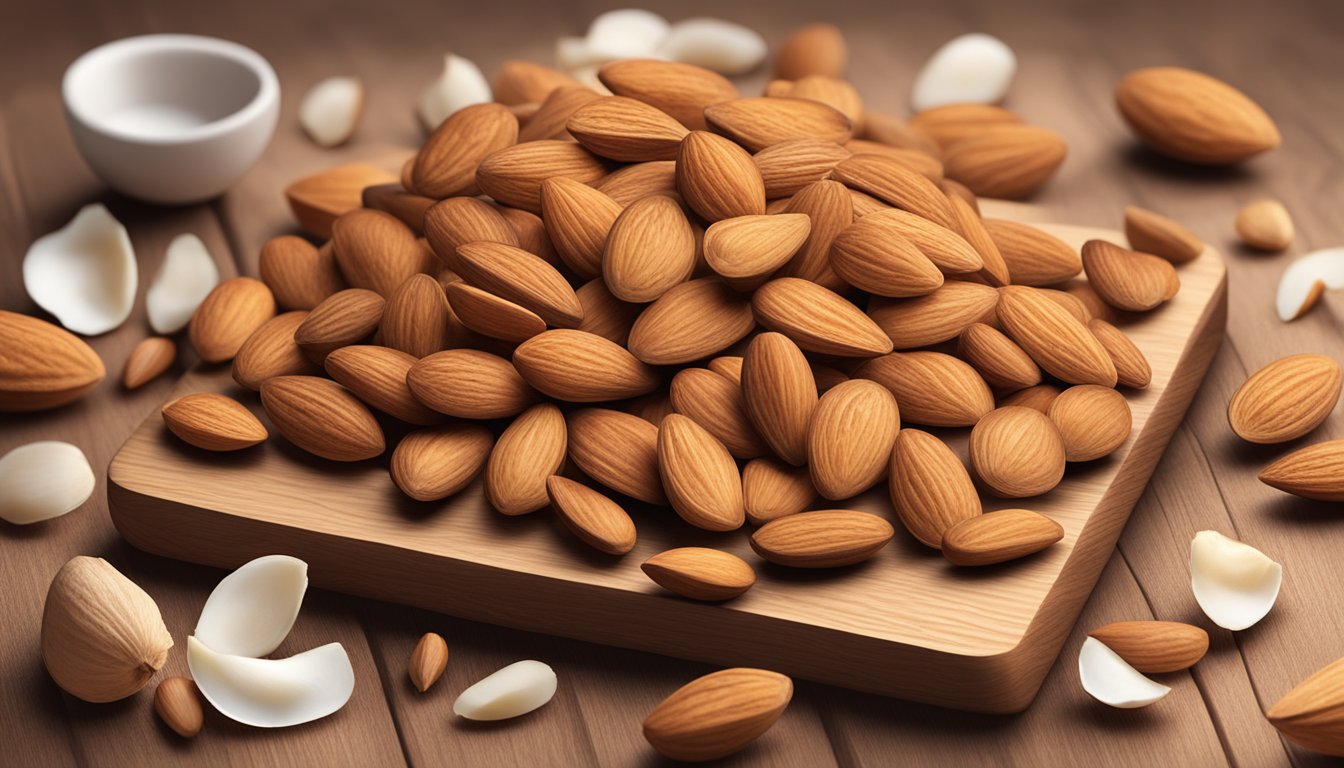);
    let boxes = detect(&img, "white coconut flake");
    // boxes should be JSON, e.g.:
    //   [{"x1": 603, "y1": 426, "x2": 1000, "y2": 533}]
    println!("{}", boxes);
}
[
  {"x1": 0, "y1": 442, "x2": 95, "y2": 525},
  {"x1": 146, "y1": 233, "x2": 220, "y2": 335},
  {"x1": 1079, "y1": 637, "x2": 1171, "y2": 709},
  {"x1": 585, "y1": 9, "x2": 670, "y2": 60},
  {"x1": 196, "y1": 555, "x2": 308, "y2": 658},
  {"x1": 417, "y1": 54, "x2": 492, "y2": 131},
  {"x1": 910, "y1": 33, "x2": 1017, "y2": 112},
  {"x1": 1276, "y1": 247, "x2": 1344, "y2": 322},
  {"x1": 656, "y1": 18, "x2": 767, "y2": 76},
  {"x1": 299, "y1": 76, "x2": 363, "y2": 147},
  {"x1": 23, "y1": 203, "x2": 137, "y2": 336},
  {"x1": 1190, "y1": 530, "x2": 1282, "y2": 631},
  {"x1": 453, "y1": 660, "x2": 557, "y2": 721},
  {"x1": 187, "y1": 636, "x2": 354, "y2": 728}
]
